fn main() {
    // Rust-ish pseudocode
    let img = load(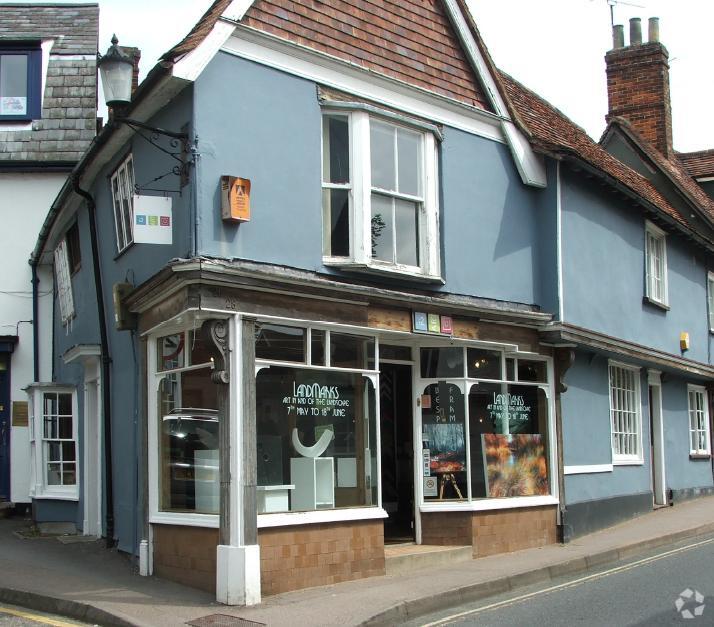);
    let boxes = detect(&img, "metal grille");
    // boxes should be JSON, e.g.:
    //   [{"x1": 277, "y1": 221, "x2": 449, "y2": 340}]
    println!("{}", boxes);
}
[{"x1": 187, "y1": 615, "x2": 265, "y2": 627}]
